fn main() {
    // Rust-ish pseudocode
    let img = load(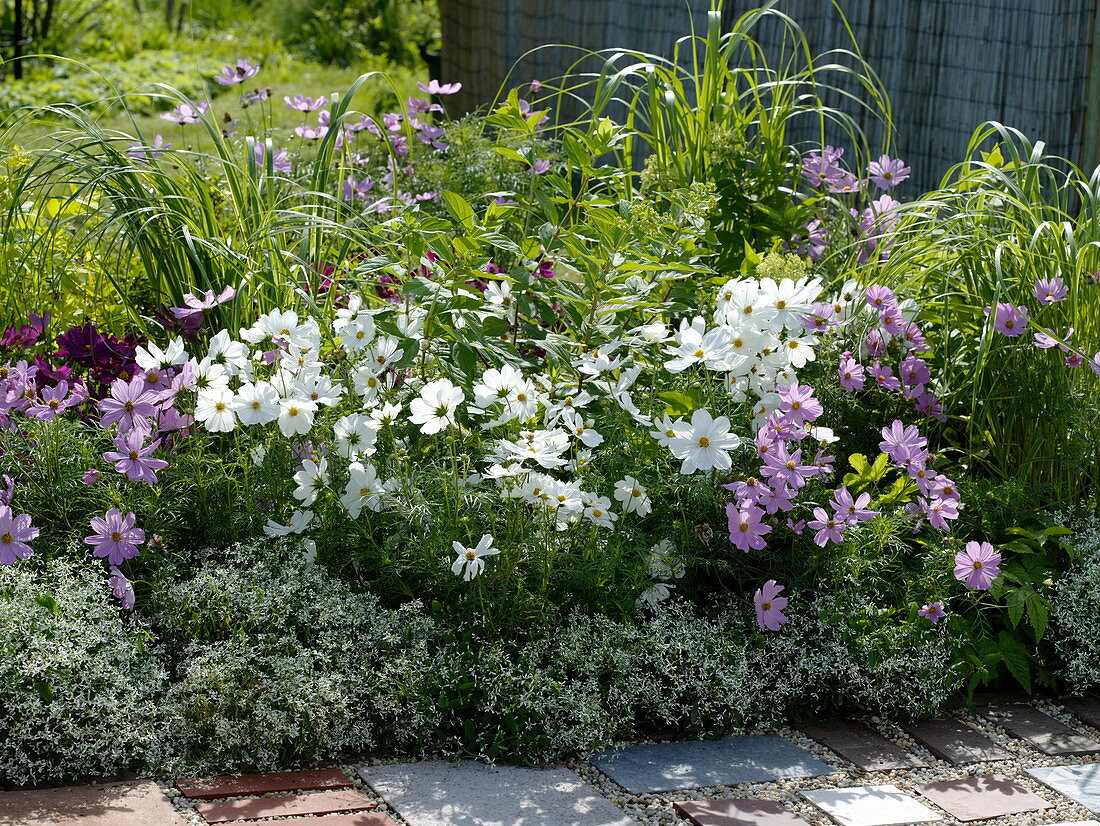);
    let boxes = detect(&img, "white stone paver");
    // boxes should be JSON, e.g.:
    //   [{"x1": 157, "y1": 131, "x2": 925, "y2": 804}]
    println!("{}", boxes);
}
[{"x1": 801, "y1": 785, "x2": 941, "y2": 826}]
